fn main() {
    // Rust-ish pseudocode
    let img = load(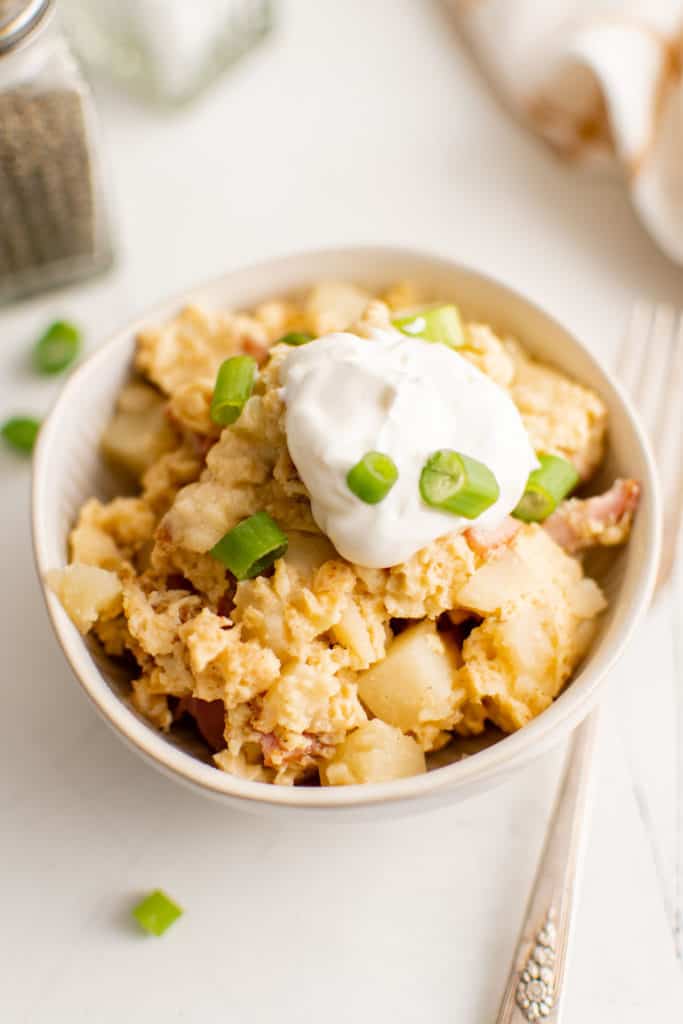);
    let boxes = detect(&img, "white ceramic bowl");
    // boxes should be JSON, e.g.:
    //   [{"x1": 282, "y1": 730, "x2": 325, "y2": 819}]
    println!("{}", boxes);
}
[{"x1": 32, "y1": 247, "x2": 661, "y2": 819}]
